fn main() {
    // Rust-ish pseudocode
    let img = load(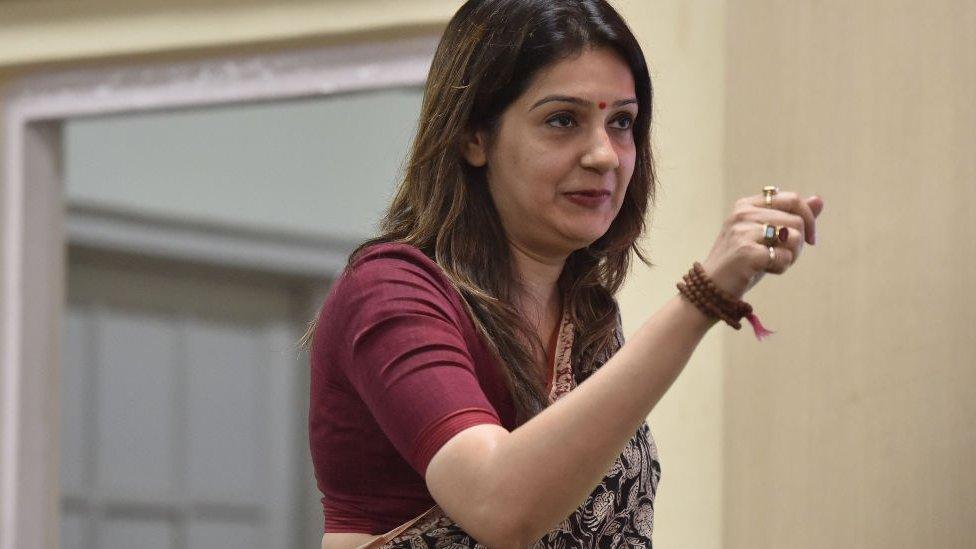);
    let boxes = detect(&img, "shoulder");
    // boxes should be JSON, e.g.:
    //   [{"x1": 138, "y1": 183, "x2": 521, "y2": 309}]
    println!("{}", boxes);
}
[
  {"x1": 347, "y1": 241, "x2": 441, "y2": 279},
  {"x1": 325, "y1": 242, "x2": 464, "y2": 321},
  {"x1": 342, "y1": 242, "x2": 454, "y2": 295}
]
